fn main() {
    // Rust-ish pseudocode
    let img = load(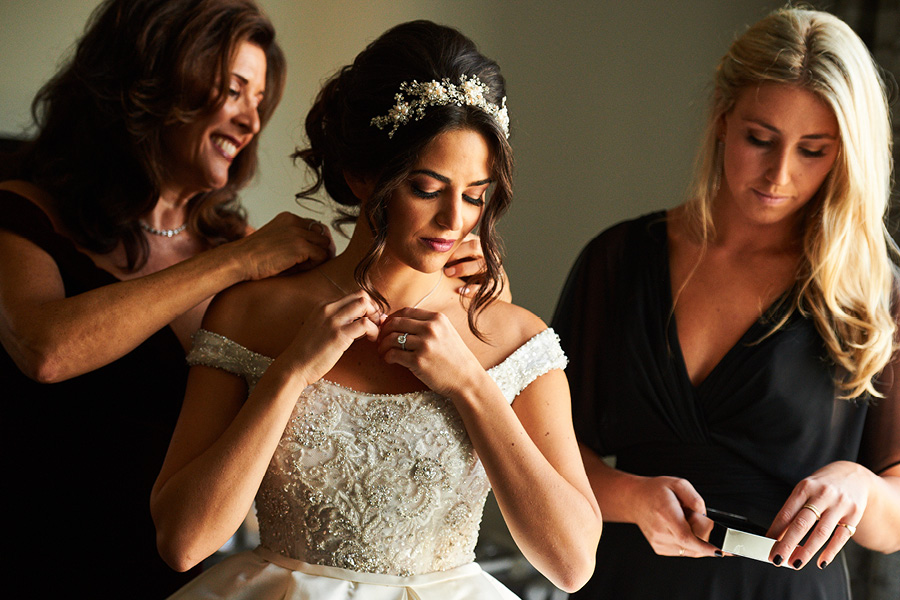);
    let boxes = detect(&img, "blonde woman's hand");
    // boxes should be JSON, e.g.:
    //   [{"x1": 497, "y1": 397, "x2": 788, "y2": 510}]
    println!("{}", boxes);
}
[
  {"x1": 377, "y1": 307, "x2": 485, "y2": 398},
  {"x1": 227, "y1": 212, "x2": 336, "y2": 281},
  {"x1": 443, "y1": 233, "x2": 511, "y2": 302},
  {"x1": 766, "y1": 461, "x2": 868, "y2": 570},
  {"x1": 630, "y1": 475, "x2": 721, "y2": 558},
  {"x1": 279, "y1": 290, "x2": 383, "y2": 385}
]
